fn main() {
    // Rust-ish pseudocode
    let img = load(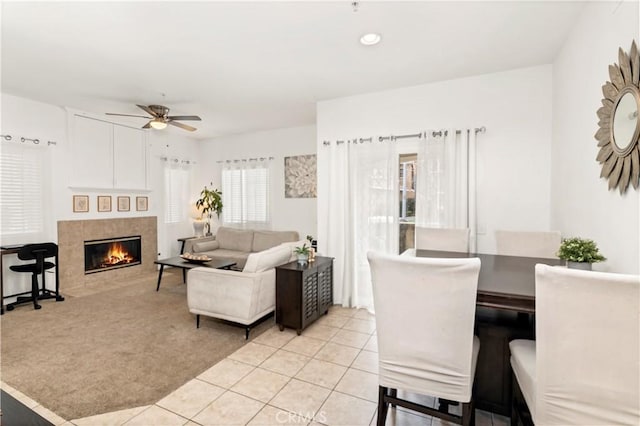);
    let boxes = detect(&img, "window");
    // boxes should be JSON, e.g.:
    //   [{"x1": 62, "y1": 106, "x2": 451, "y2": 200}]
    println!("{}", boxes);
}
[
  {"x1": 164, "y1": 165, "x2": 190, "y2": 224},
  {"x1": 222, "y1": 161, "x2": 270, "y2": 226},
  {"x1": 398, "y1": 153, "x2": 417, "y2": 253},
  {"x1": 0, "y1": 143, "x2": 45, "y2": 239}
]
